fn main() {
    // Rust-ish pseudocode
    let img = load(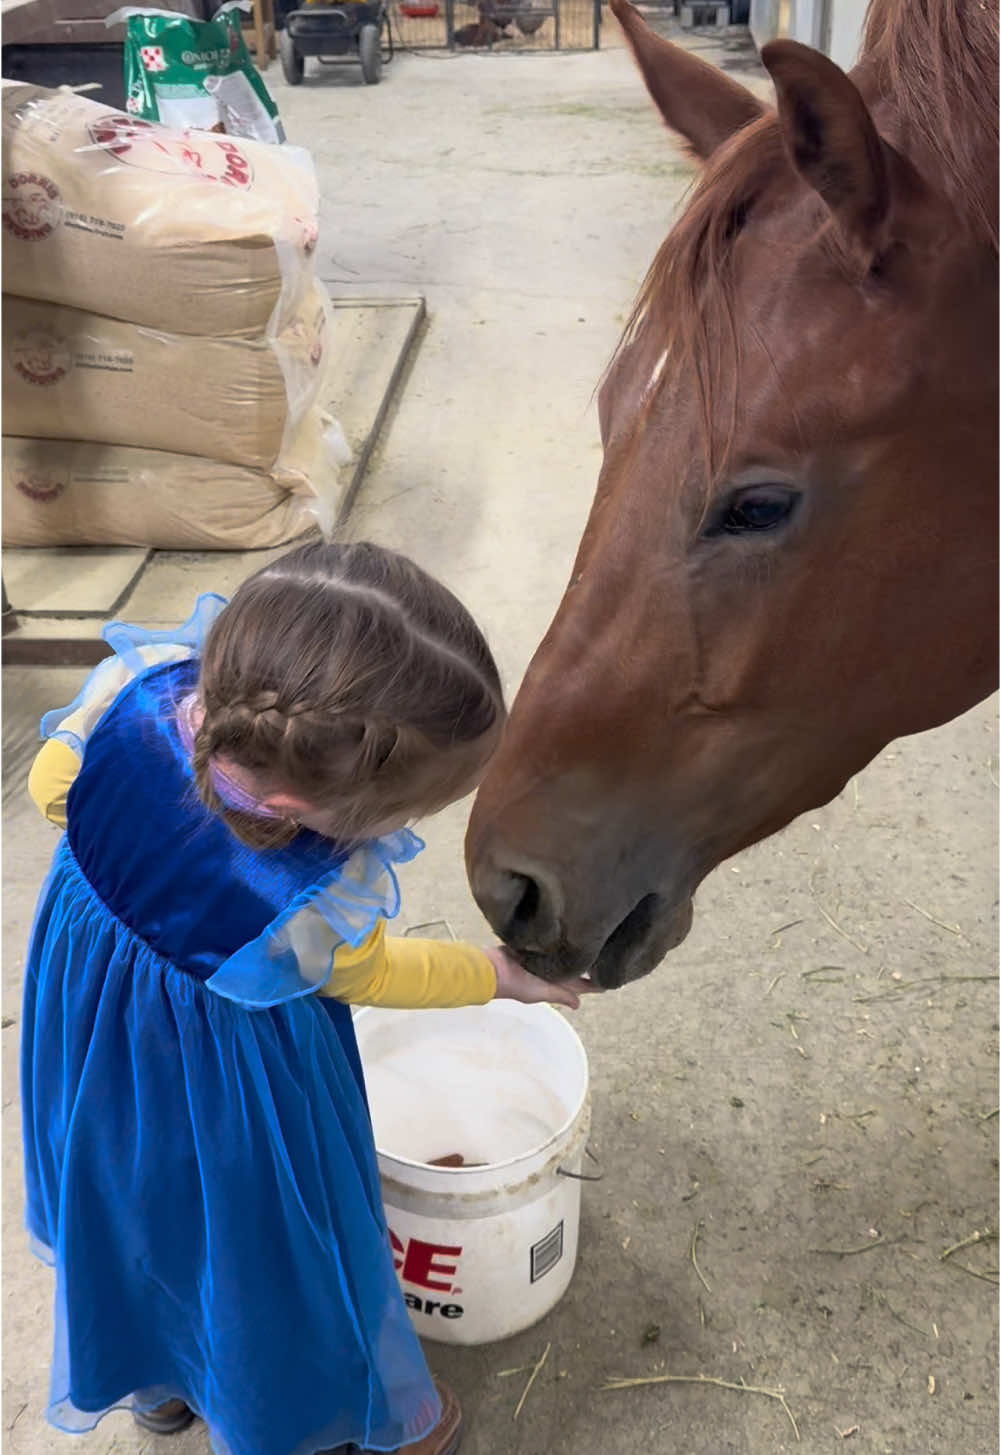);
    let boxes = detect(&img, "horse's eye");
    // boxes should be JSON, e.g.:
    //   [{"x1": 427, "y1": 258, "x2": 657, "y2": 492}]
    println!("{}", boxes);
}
[{"x1": 710, "y1": 487, "x2": 799, "y2": 536}]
